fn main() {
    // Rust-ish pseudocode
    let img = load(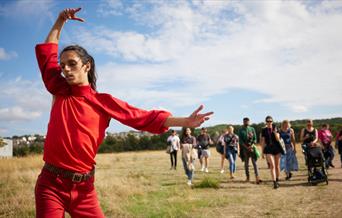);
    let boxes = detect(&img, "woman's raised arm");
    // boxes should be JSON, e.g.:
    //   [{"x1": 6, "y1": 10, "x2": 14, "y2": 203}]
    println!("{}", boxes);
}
[{"x1": 45, "y1": 8, "x2": 84, "y2": 44}]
